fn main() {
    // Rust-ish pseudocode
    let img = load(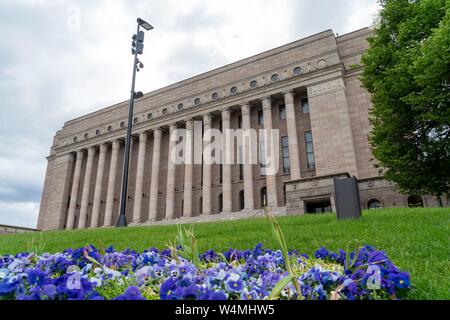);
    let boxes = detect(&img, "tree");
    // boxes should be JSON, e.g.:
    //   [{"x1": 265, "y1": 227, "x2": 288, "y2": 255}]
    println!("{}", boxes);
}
[{"x1": 361, "y1": 0, "x2": 450, "y2": 205}]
